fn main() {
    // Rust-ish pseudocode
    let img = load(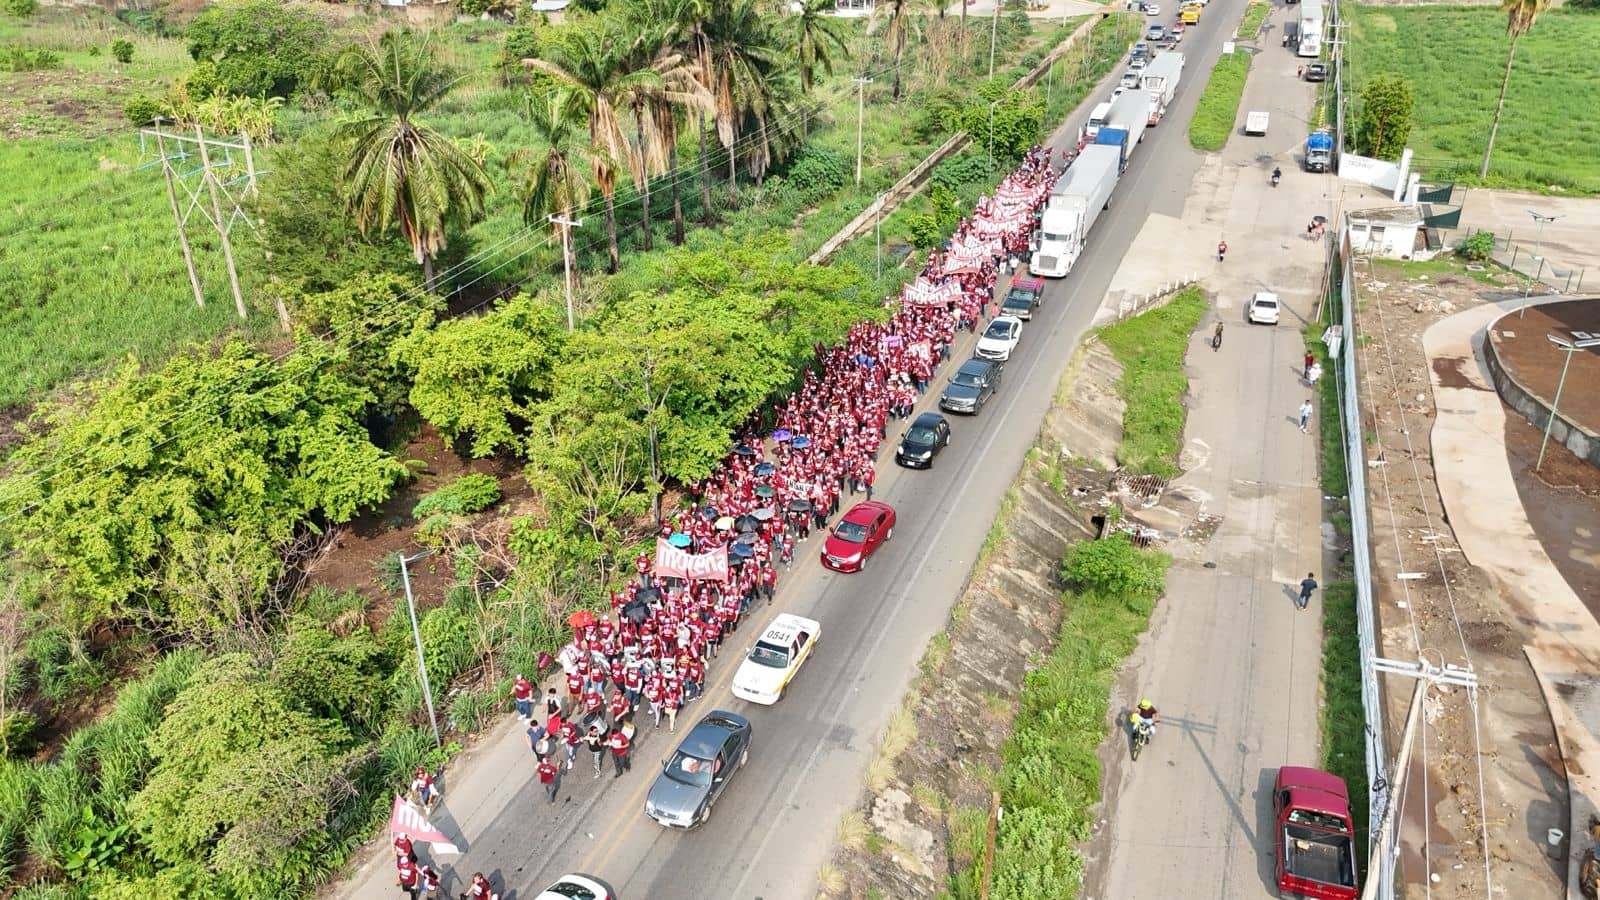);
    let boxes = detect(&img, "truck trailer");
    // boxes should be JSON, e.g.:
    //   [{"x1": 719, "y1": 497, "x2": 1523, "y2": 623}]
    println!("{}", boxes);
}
[
  {"x1": 1031, "y1": 144, "x2": 1120, "y2": 279},
  {"x1": 1297, "y1": 0, "x2": 1324, "y2": 58},
  {"x1": 1138, "y1": 51, "x2": 1184, "y2": 125},
  {"x1": 1104, "y1": 89, "x2": 1151, "y2": 153}
]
